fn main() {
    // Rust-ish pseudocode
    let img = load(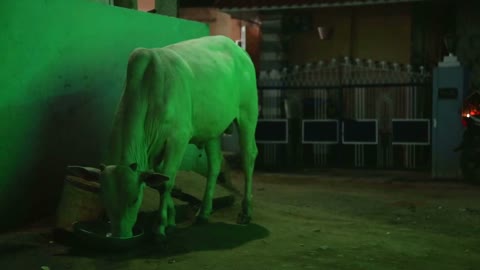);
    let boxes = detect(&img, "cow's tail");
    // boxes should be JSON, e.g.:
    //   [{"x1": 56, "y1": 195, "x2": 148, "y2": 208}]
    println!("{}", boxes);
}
[{"x1": 125, "y1": 48, "x2": 153, "y2": 90}]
